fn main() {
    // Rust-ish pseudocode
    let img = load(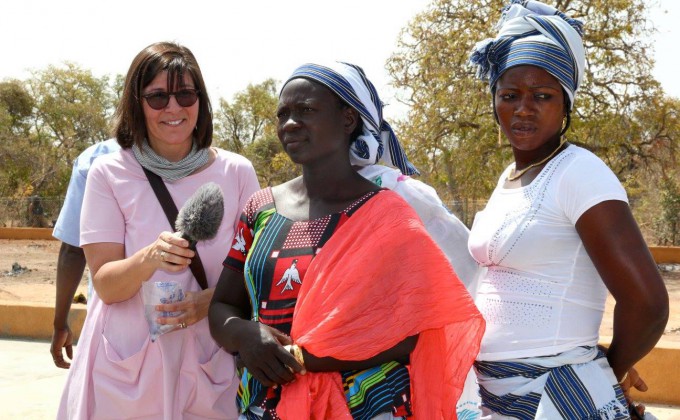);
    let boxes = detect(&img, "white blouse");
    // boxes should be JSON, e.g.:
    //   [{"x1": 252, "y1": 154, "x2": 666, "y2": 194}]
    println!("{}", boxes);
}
[{"x1": 468, "y1": 145, "x2": 628, "y2": 361}]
